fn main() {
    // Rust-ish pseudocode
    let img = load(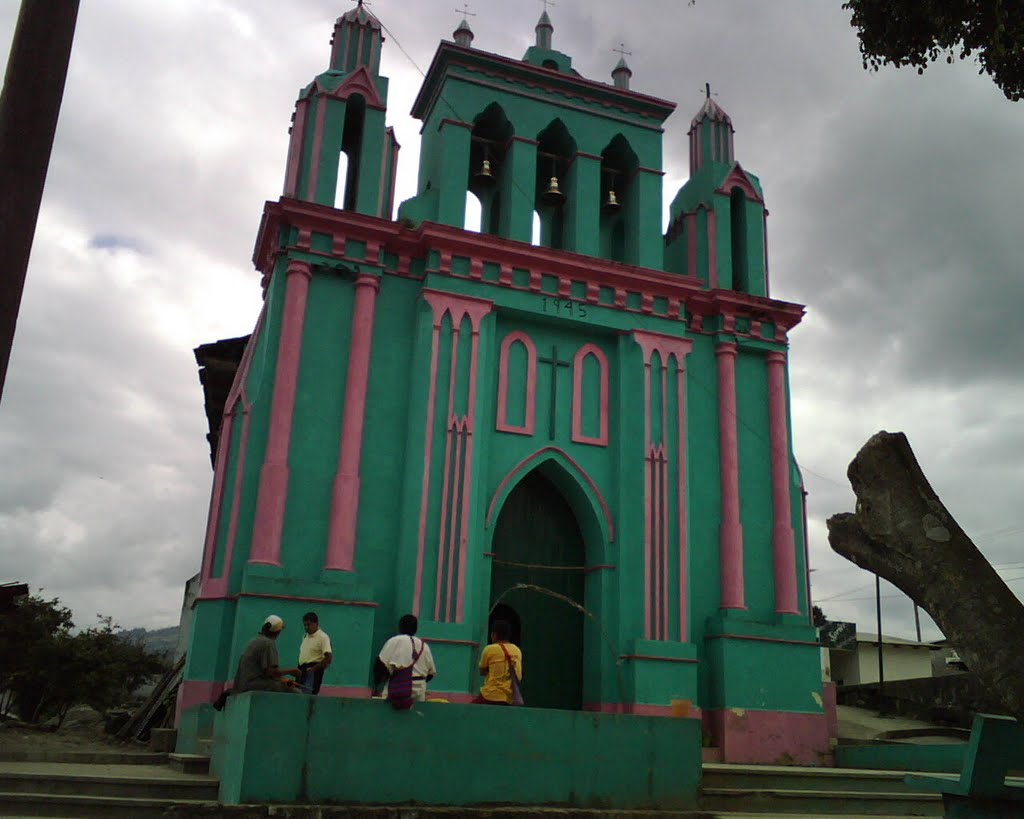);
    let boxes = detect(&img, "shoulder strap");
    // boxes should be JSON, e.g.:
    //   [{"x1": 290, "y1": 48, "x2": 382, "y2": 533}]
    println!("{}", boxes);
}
[
  {"x1": 499, "y1": 643, "x2": 518, "y2": 678},
  {"x1": 410, "y1": 636, "x2": 424, "y2": 664}
]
